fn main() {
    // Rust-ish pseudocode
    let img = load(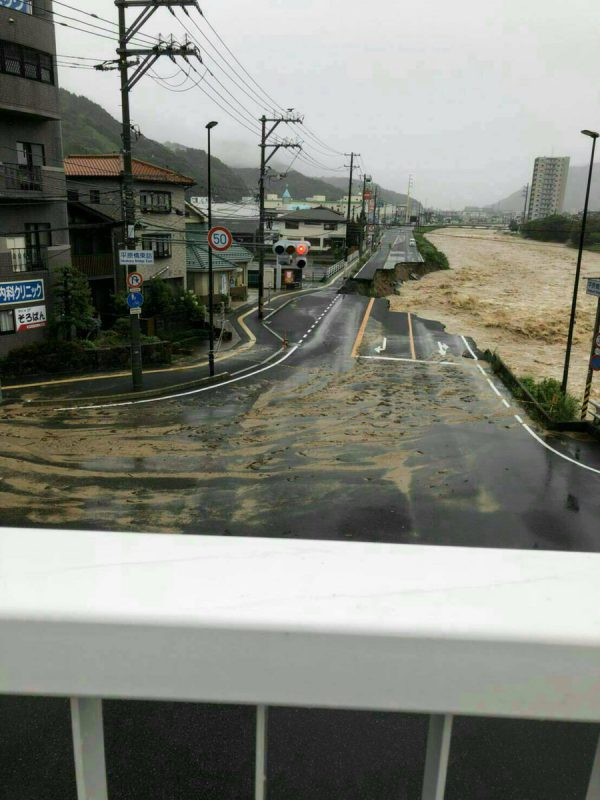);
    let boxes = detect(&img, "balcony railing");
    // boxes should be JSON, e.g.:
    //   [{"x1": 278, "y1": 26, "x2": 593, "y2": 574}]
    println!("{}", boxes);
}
[
  {"x1": 71, "y1": 253, "x2": 114, "y2": 278},
  {"x1": 1, "y1": 527, "x2": 600, "y2": 800},
  {"x1": 9, "y1": 246, "x2": 47, "y2": 272},
  {"x1": 0, "y1": 163, "x2": 42, "y2": 192}
]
